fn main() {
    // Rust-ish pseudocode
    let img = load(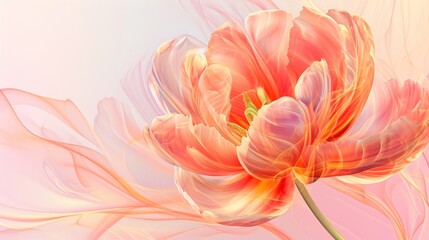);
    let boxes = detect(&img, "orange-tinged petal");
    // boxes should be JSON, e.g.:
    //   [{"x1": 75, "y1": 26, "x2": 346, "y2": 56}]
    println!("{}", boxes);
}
[
  {"x1": 324, "y1": 10, "x2": 375, "y2": 139},
  {"x1": 205, "y1": 22, "x2": 278, "y2": 127},
  {"x1": 245, "y1": 10, "x2": 295, "y2": 97},
  {"x1": 288, "y1": 8, "x2": 345, "y2": 91},
  {"x1": 289, "y1": 8, "x2": 375, "y2": 140},
  {"x1": 237, "y1": 97, "x2": 310, "y2": 179},
  {"x1": 145, "y1": 114, "x2": 242, "y2": 176},
  {"x1": 302, "y1": 80, "x2": 429, "y2": 183},
  {"x1": 175, "y1": 168, "x2": 295, "y2": 226}
]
